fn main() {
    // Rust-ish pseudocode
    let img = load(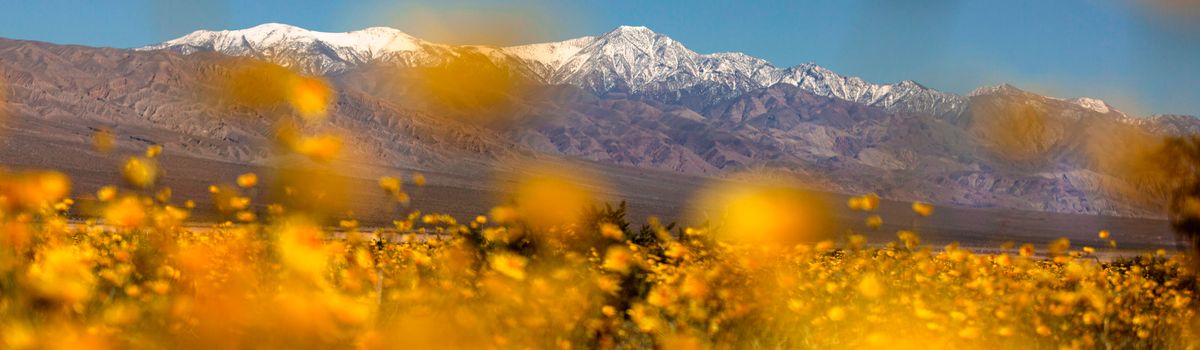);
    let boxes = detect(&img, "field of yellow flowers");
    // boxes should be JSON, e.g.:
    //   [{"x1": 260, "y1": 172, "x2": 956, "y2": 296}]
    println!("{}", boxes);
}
[
  {"x1": 0, "y1": 163, "x2": 1197, "y2": 349},
  {"x1": 2, "y1": 61, "x2": 1198, "y2": 349}
]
